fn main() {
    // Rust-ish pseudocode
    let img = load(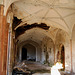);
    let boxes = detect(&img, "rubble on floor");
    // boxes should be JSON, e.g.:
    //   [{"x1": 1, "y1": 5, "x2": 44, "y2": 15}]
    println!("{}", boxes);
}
[
  {"x1": 13, "y1": 60, "x2": 51, "y2": 74},
  {"x1": 13, "y1": 61, "x2": 72, "y2": 75}
]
